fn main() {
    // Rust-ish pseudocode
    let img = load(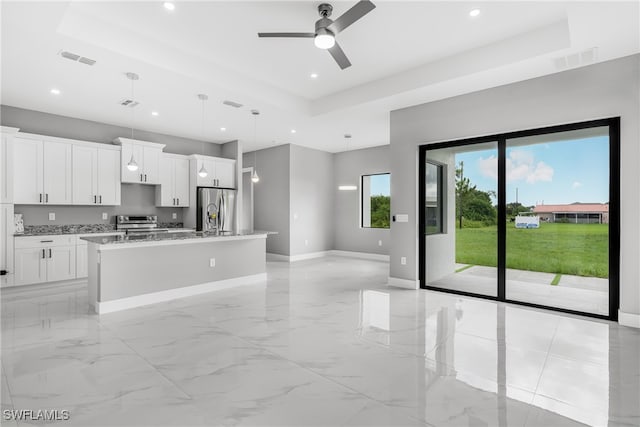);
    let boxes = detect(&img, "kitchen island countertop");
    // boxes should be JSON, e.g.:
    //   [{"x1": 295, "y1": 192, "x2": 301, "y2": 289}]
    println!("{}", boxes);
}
[{"x1": 81, "y1": 231, "x2": 269, "y2": 250}]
